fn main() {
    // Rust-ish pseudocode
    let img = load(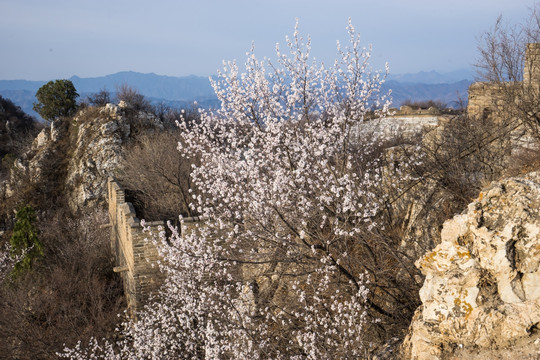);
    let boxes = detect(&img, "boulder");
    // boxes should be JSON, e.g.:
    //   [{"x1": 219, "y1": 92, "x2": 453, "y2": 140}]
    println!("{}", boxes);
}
[{"x1": 403, "y1": 171, "x2": 540, "y2": 359}]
